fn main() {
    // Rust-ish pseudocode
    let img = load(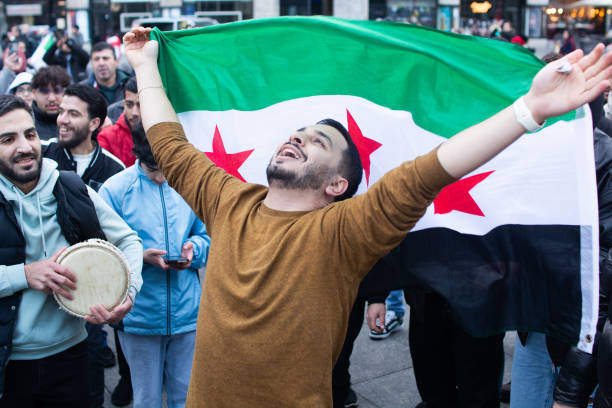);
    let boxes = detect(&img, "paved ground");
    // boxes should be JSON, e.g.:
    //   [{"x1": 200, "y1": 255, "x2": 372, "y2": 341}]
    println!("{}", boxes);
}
[{"x1": 103, "y1": 314, "x2": 515, "y2": 408}]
